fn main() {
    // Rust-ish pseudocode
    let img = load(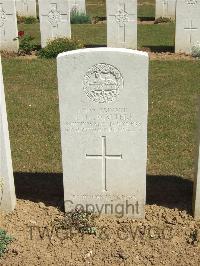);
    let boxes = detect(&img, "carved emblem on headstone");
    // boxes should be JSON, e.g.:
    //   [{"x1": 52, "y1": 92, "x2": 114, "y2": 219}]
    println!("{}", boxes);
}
[
  {"x1": 0, "y1": 7, "x2": 6, "y2": 27},
  {"x1": 185, "y1": 0, "x2": 198, "y2": 5},
  {"x1": 48, "y1": 6, "x2": 61, "y2": 26},
  {"x1": 115, "y1": 9, "x2": 129, "y2": 27},
  {"x1": 83, "y1": 63, "x2": 123, "y2": 103}
]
